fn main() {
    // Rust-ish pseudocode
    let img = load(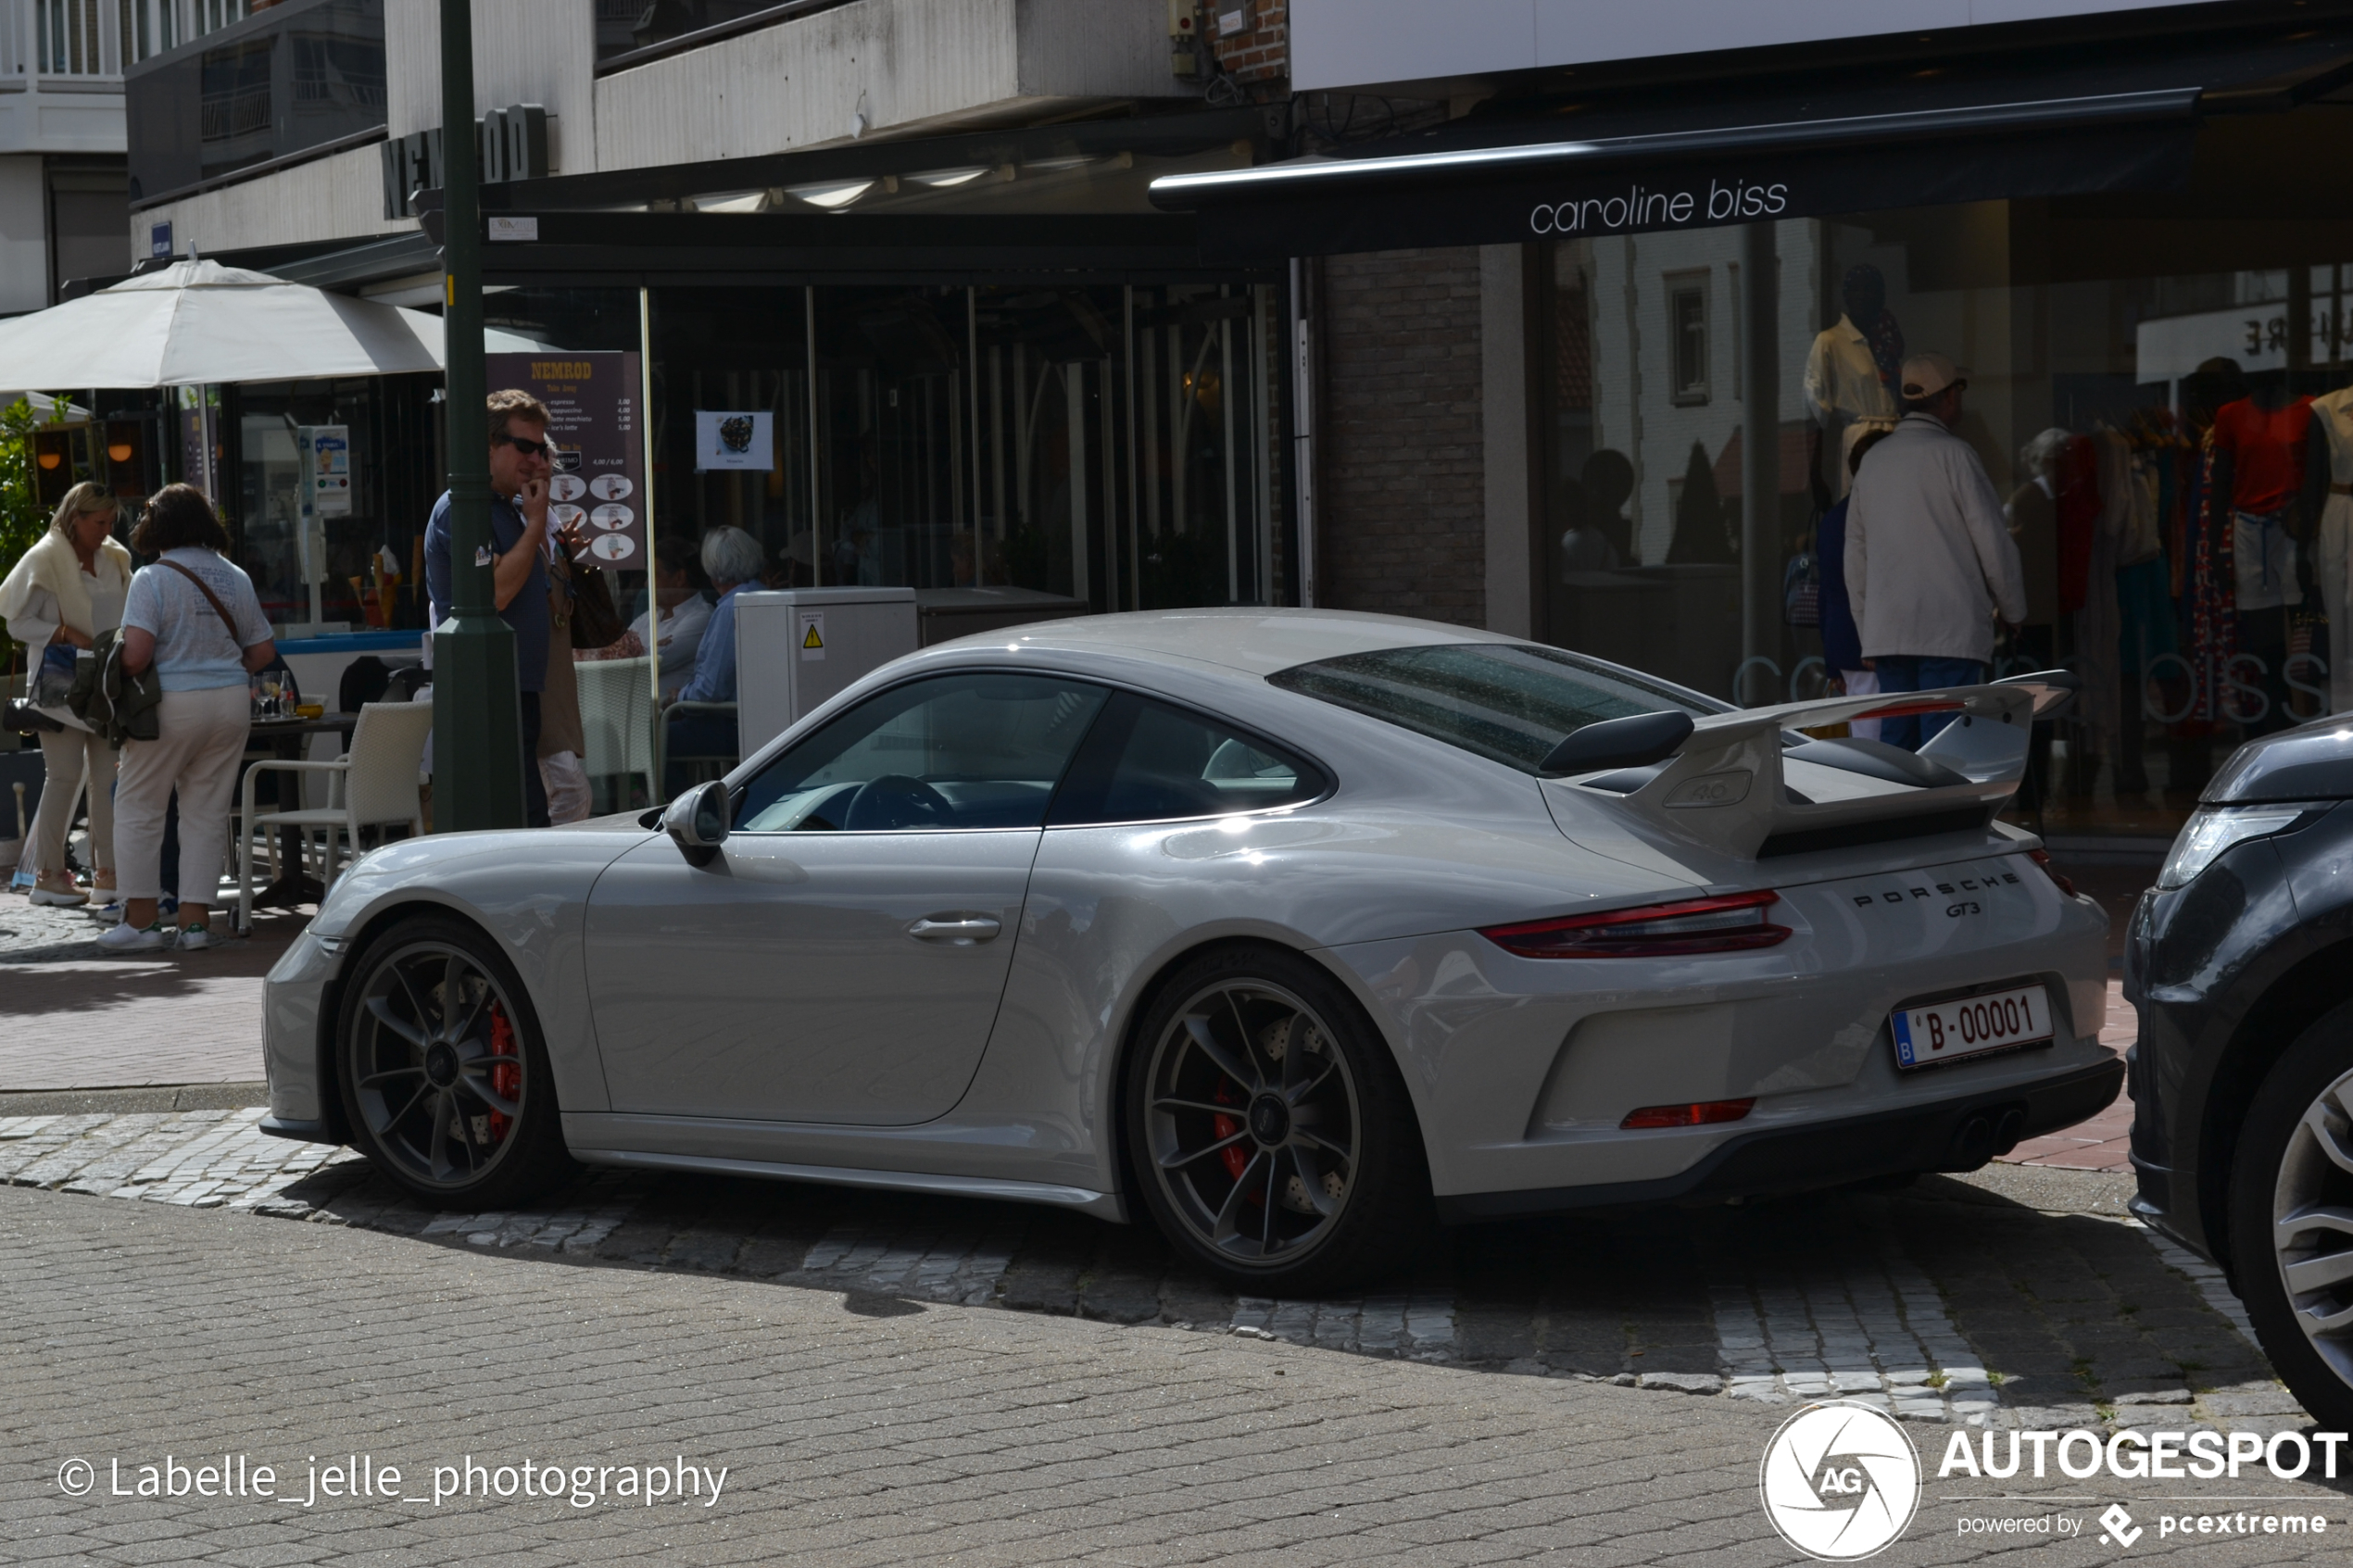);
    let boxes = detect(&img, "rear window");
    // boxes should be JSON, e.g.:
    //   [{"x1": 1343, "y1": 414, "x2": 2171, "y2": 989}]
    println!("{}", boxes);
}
[{"x1": 1265, "y1": 644, "x2": 1718, "y2": 774}]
